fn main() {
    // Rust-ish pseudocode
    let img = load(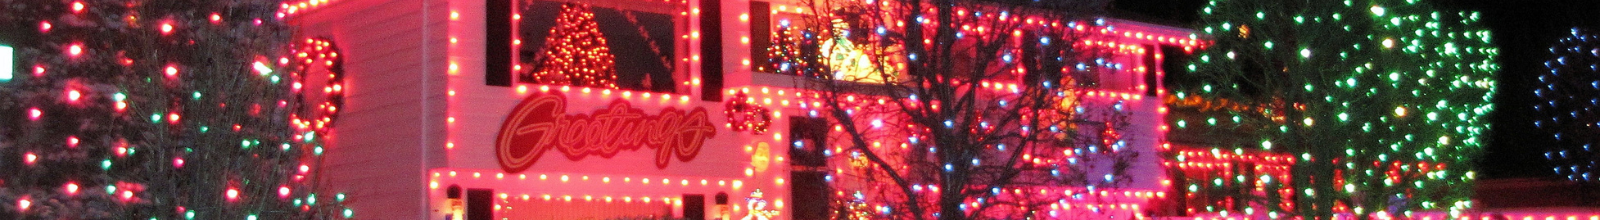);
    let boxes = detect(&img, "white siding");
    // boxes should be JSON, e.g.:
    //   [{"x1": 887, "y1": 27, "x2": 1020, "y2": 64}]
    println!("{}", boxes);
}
[{"x1": 290, "y1": 0, "x2": 450, "y2": 218}]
